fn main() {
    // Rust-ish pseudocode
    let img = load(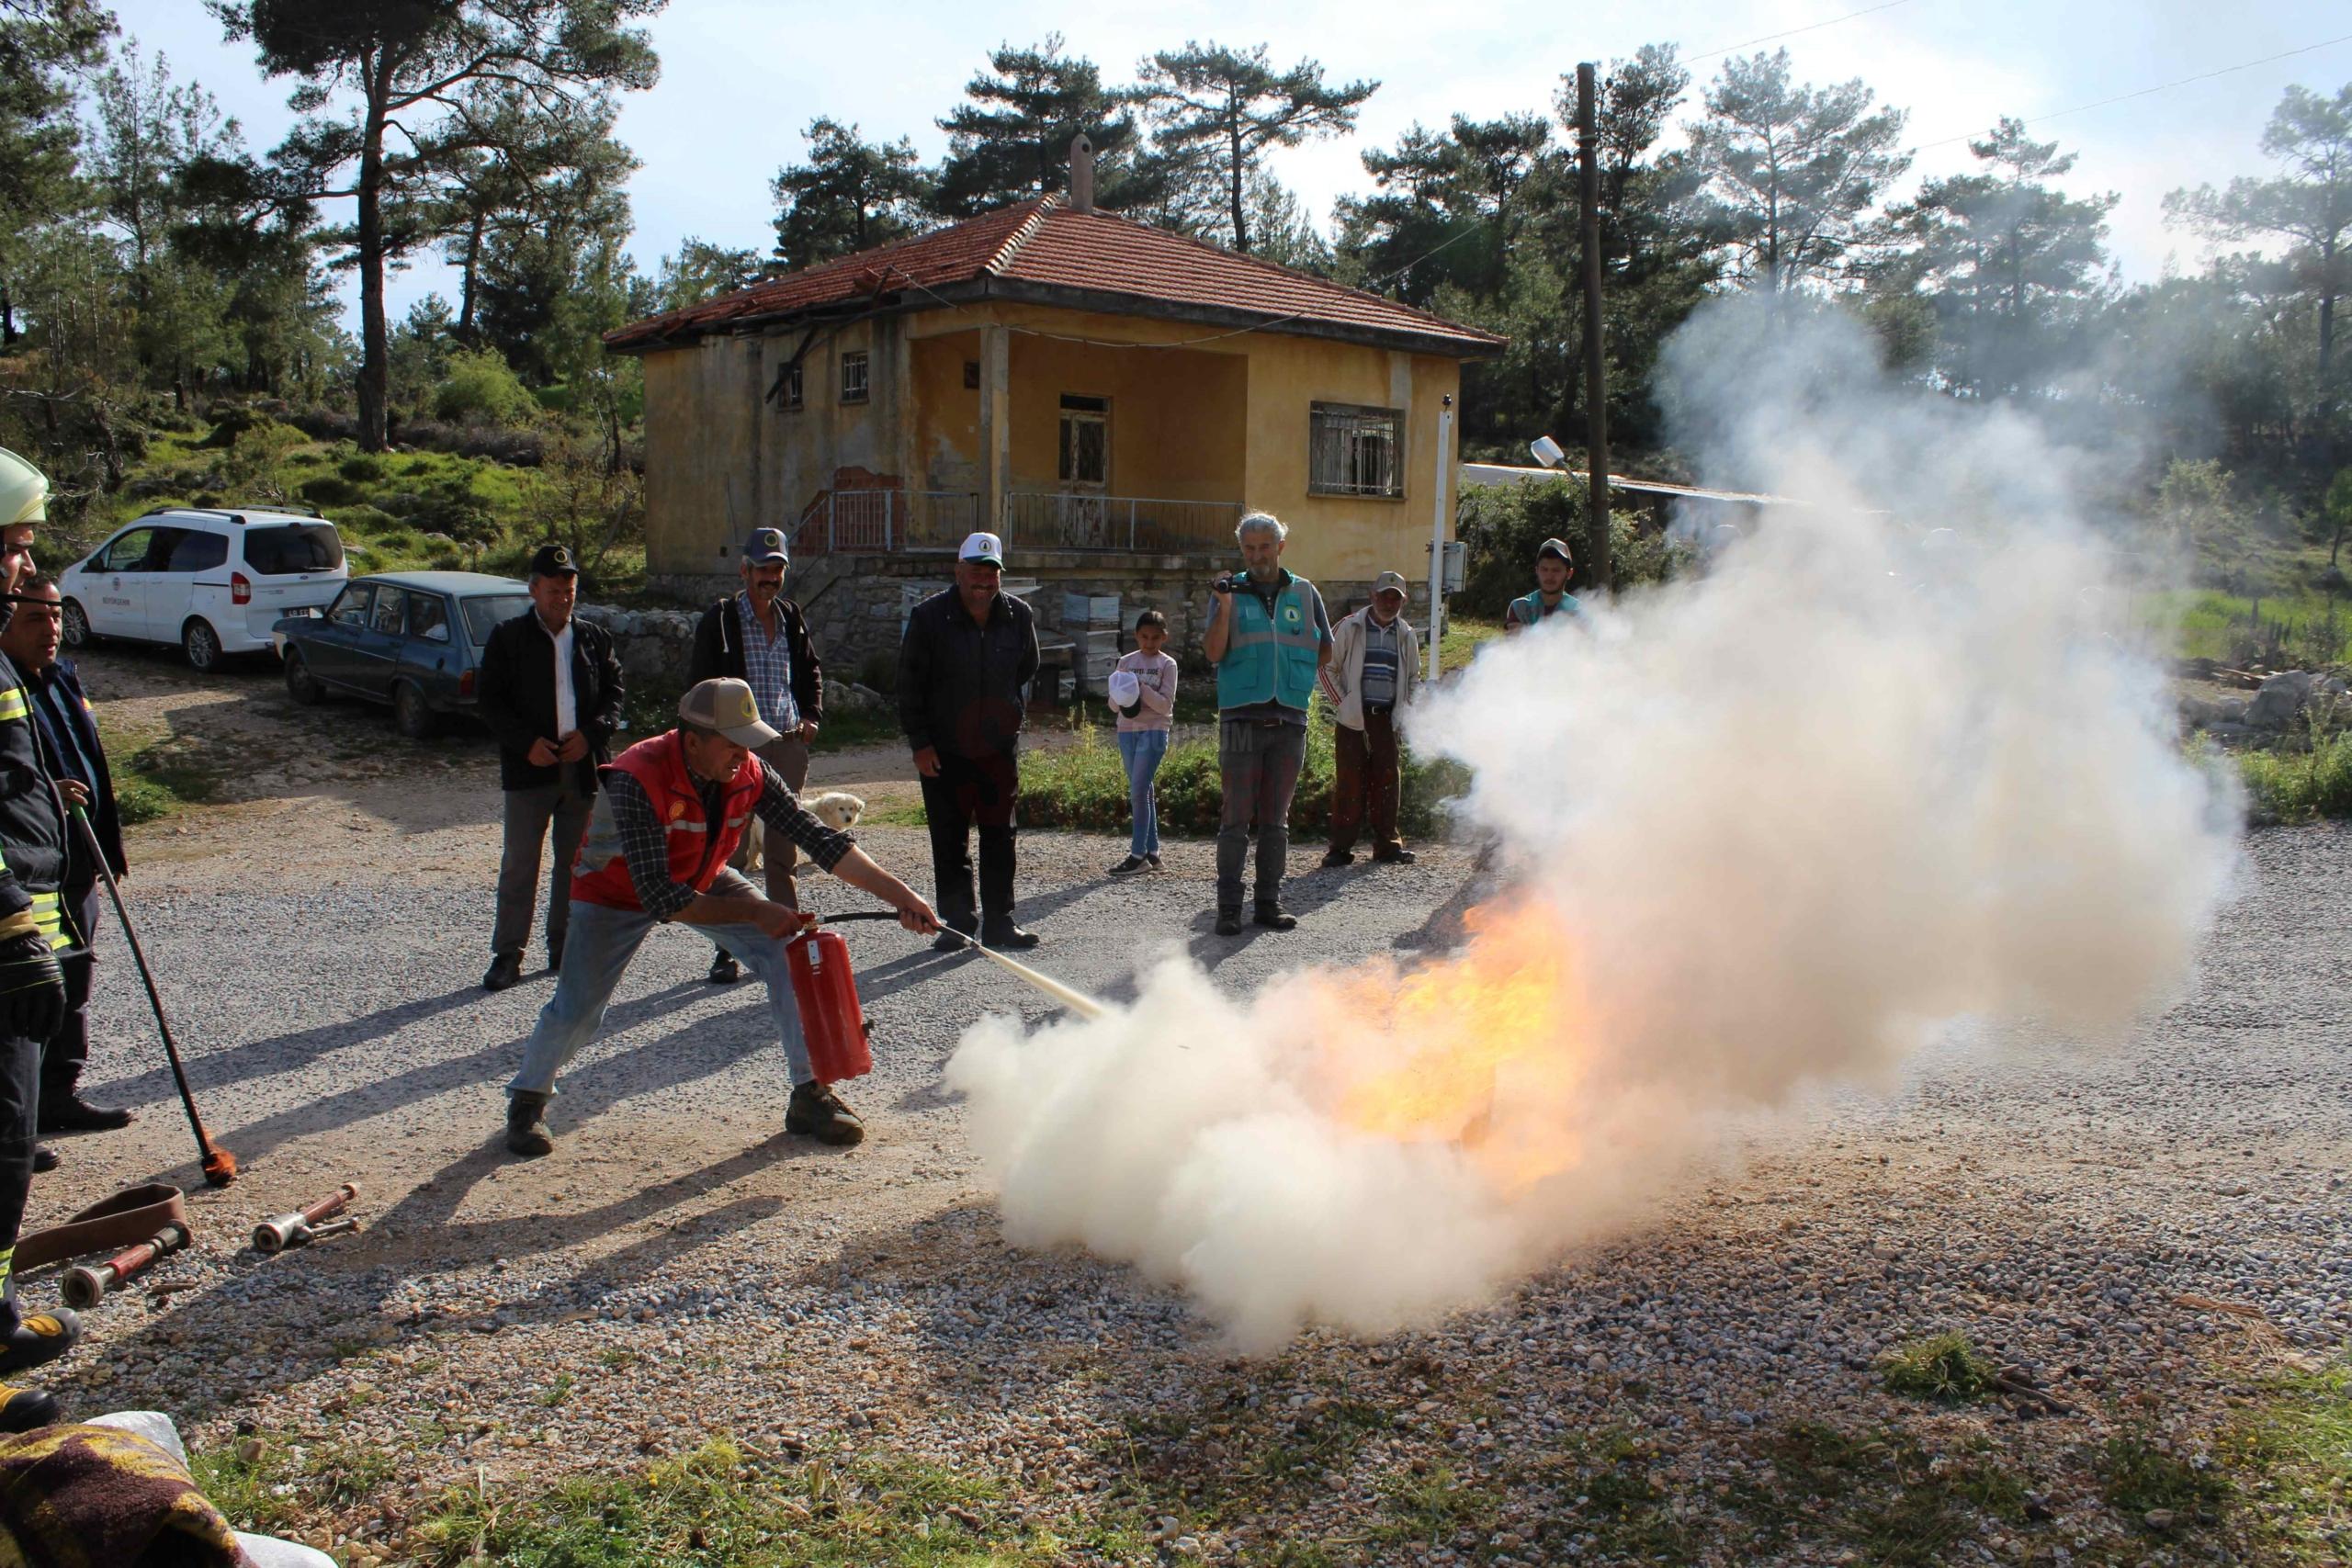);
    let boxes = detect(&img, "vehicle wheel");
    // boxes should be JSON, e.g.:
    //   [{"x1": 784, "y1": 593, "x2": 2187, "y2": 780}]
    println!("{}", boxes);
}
[
  {"x1": 392, "y1": 681, "x2": 436, "y2": 739},
  {"x1": 60, "y1": 599, "x2": 92, "y2": 649},
  {"x1": 182, "y1": 618, "x2": 222, "y2": 673},
  {"x1": 284, "y1": 649, "x2": 322, "y2": 705}
]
